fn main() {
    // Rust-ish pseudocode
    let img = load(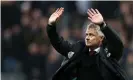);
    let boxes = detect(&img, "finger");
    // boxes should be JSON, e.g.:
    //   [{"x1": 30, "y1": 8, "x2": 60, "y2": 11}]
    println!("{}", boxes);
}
[
  {"x1": 58, "y1": 7, "x2": 64, "y2": 13},
  {"x1": 91, "y1": 8, "x2": 96, "y2": 14},
  {"x1": 57, "y1": 7, "x2": 63, "y2": 14},
  {"x1": 58, "y1": 9, "x2": 64, "y2": 16},
  {"x1": 88, "y1": 9, "x2": 94, "y2": 16},
  {"x1": 55, "y1": 8, "x2": 59, "y2": 13},
  {"x1": 53, "y1": 8, "x2": 60, "y2": 16},
  {"x1": 55, "y1": 8, "x2": 62, "y2": 17},
  {"x1": 88, "y1": 17, "x2": 92, "y2": 21},
  {"x1": 60, "y1": 7, "x2": 64, "y2": 13},
  {"x1": 87, "y1": 11, "x2": 93, "y2": 18},
  {"x1": 58, "y1": 7, "x2": 64, "y2": 16},
  {"x1": 95, "y1": 9, "x2": 100, "y2": 14},
  {"x1": 59, "y1": 7, "x2": 64, "y2": 12}
]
